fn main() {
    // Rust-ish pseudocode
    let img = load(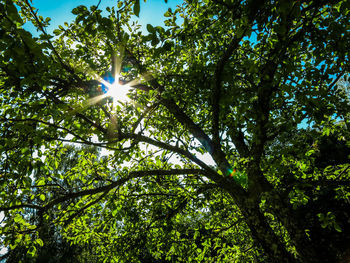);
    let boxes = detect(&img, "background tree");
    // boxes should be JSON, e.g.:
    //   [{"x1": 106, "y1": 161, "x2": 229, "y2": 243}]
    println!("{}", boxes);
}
[
  {"x1": 1, "y1": 0, "x2": 350, "y2": 262},
  {"x1": 2, "y1": 145, "x2": 102, "y2": 263}
]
